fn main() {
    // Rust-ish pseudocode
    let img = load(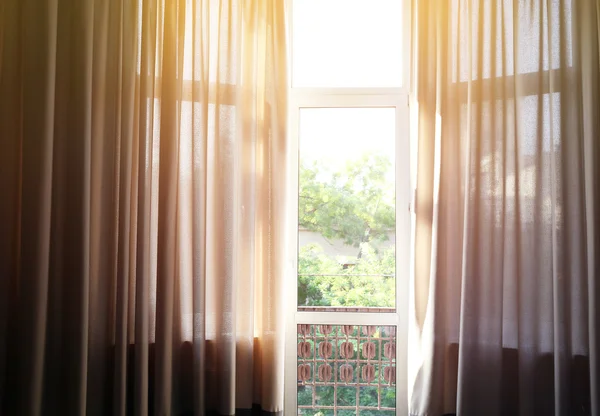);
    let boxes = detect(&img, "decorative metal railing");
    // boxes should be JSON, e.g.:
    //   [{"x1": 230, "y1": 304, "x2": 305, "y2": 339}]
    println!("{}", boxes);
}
[{"x1": 297, "y1": 324, "x2": 397, "y2": 415}]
